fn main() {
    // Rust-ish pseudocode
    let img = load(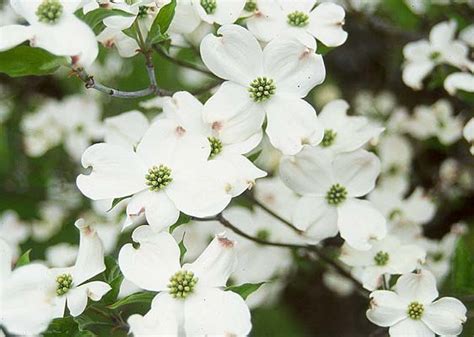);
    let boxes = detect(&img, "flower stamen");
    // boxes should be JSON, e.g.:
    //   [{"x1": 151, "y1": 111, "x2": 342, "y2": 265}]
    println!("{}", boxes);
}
[
  {"x1": 407, "y1": 302, "x2": 424, "y2": 320},
  {"x1": 321, "y1": 129, "x2": 337, "y2": 147},
  {"x1": 168, "y1": 270, "x2": 198, "y2": 299},
  {"x1": 373, "y1": 251, "x2": 389, "y2": 266},
  {"x1": 200, "y1": 0, "x2": 217, "y2": 14},
  {"x1": 287, "y1": 11, "x2": 309, "y2": 27},
  {"x1": 325, "y1": 183, "x2": 347, "y2": 205},
  {"x1": 248, "y1": 77, "x2": 276, "y2": 103},
  {"x1": 56, "y1": 273, "x2": 73, "y2": 296},
  {"x1": 145, "y1": 165, "x2": 173, "y2": 191},
  {"x1": 36, "y1": 0, "x2": 63, "y2": 24},
  {"x1": 208, "y1": 136, "x2": 223, "y2": 158}
]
